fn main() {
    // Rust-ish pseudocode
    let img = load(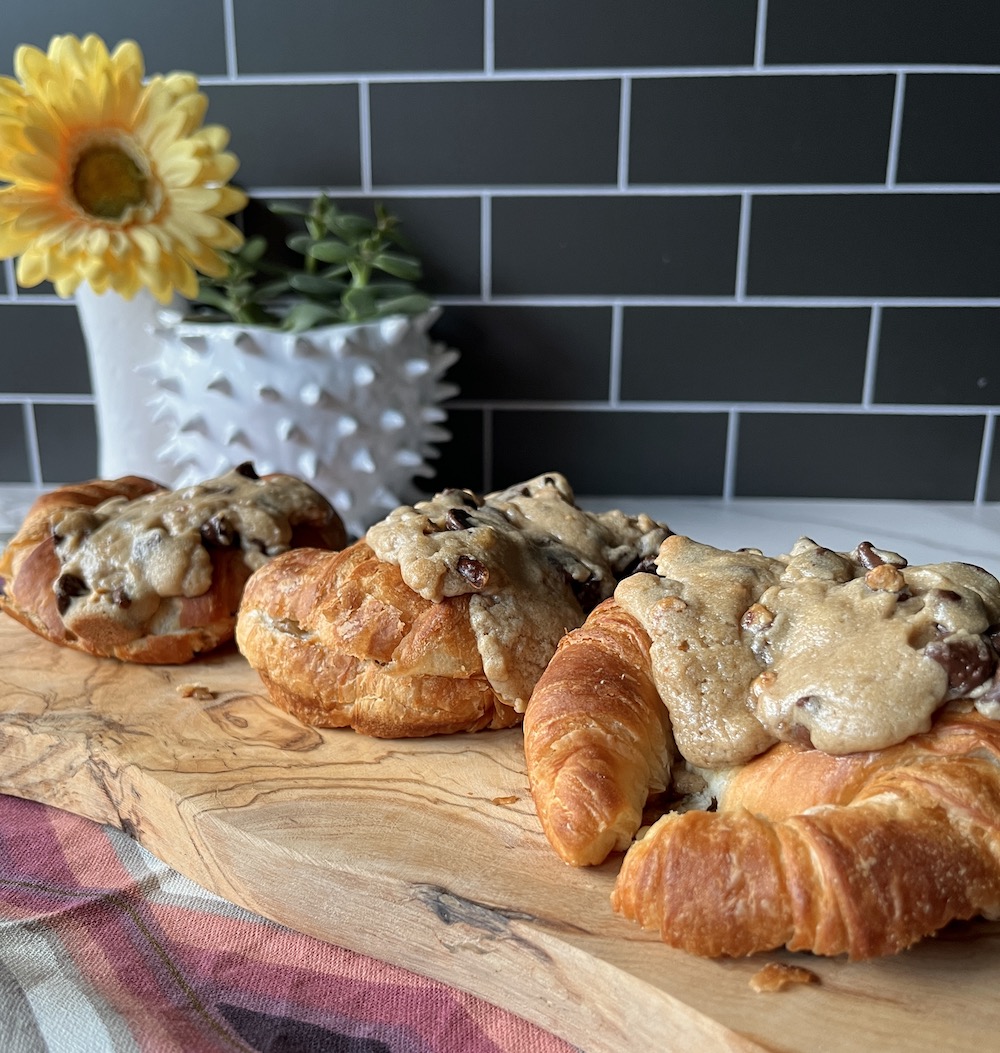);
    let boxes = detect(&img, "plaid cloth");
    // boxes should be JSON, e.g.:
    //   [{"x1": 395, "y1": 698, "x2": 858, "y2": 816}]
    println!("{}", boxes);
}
[{"x1": 0, "y1": 794, "x2": 576, "y2": 1053}]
